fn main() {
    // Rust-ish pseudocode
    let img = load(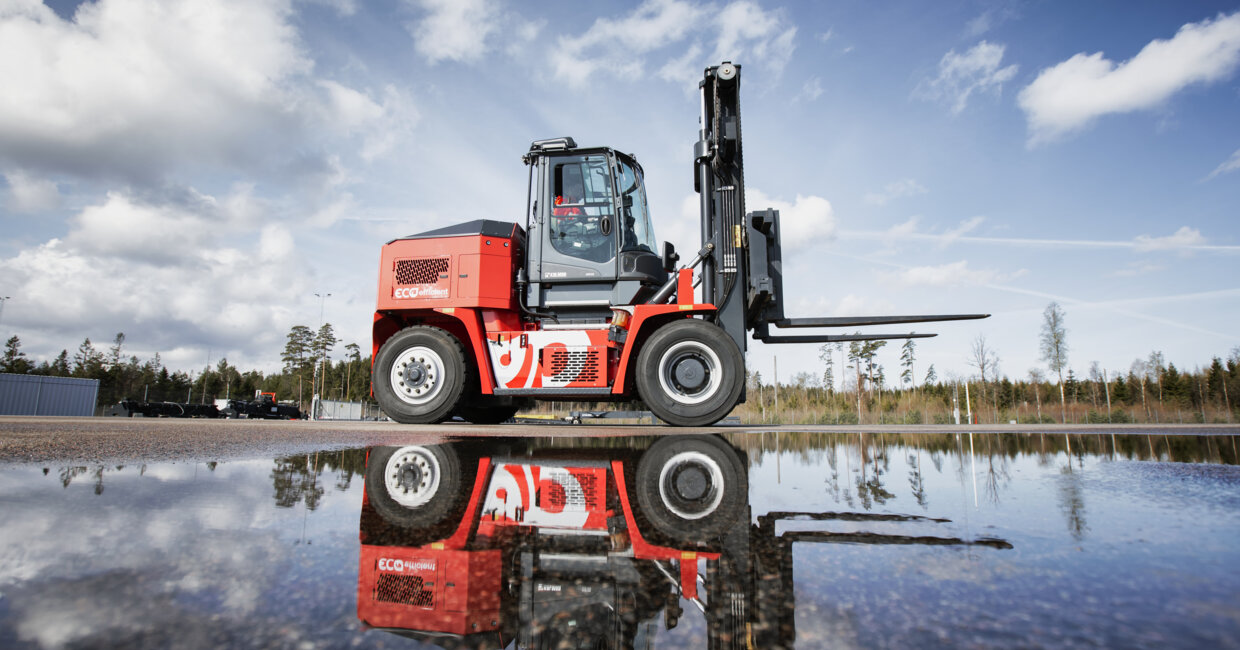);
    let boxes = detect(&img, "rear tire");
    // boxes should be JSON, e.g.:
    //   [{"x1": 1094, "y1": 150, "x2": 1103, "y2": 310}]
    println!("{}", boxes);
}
[
  {"x1": 373, "y1": 326, "x2": 465, "y2": 424},
  {"x1": 635, "y1": 319, "x2": 743, "y2": 426},
  {"x1": 365, "y1": 445, "x2": 463, "y2": 531}
]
